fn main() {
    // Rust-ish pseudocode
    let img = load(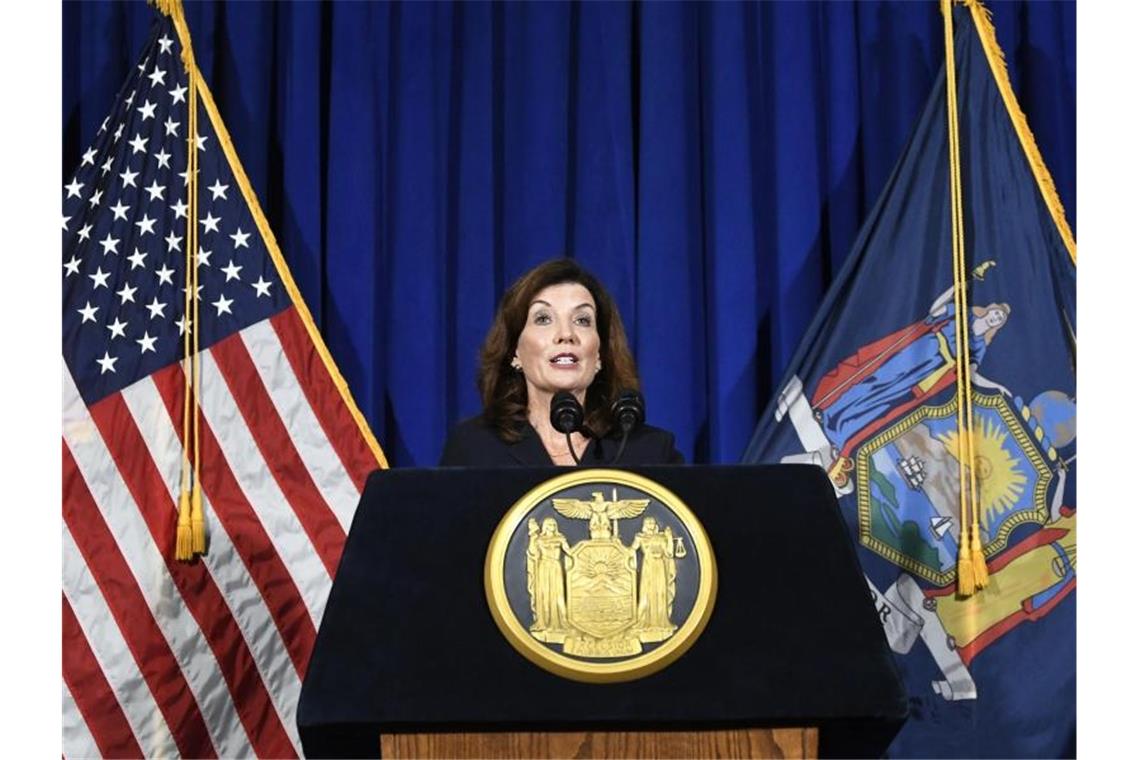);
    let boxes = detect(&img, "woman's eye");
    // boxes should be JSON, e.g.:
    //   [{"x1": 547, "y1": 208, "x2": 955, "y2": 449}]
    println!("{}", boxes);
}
[
  {"x1": 575, "y1": 315, "x2": 593, "y2": 327},
  {"x1": 533, "y1": 313, "x2": 551, "y2": 325}
]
